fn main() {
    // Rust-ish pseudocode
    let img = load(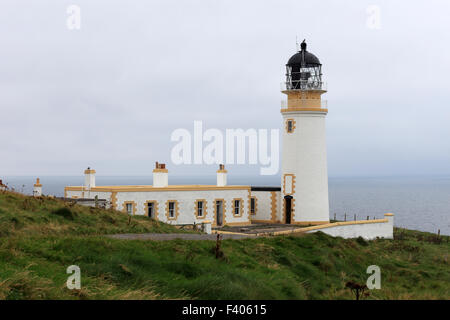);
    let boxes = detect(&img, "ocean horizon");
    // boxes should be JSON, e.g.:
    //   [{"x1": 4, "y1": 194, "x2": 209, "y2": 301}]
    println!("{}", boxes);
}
[{"x1": 3, "y1": 175, "x2": 449, "y2": 236}]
